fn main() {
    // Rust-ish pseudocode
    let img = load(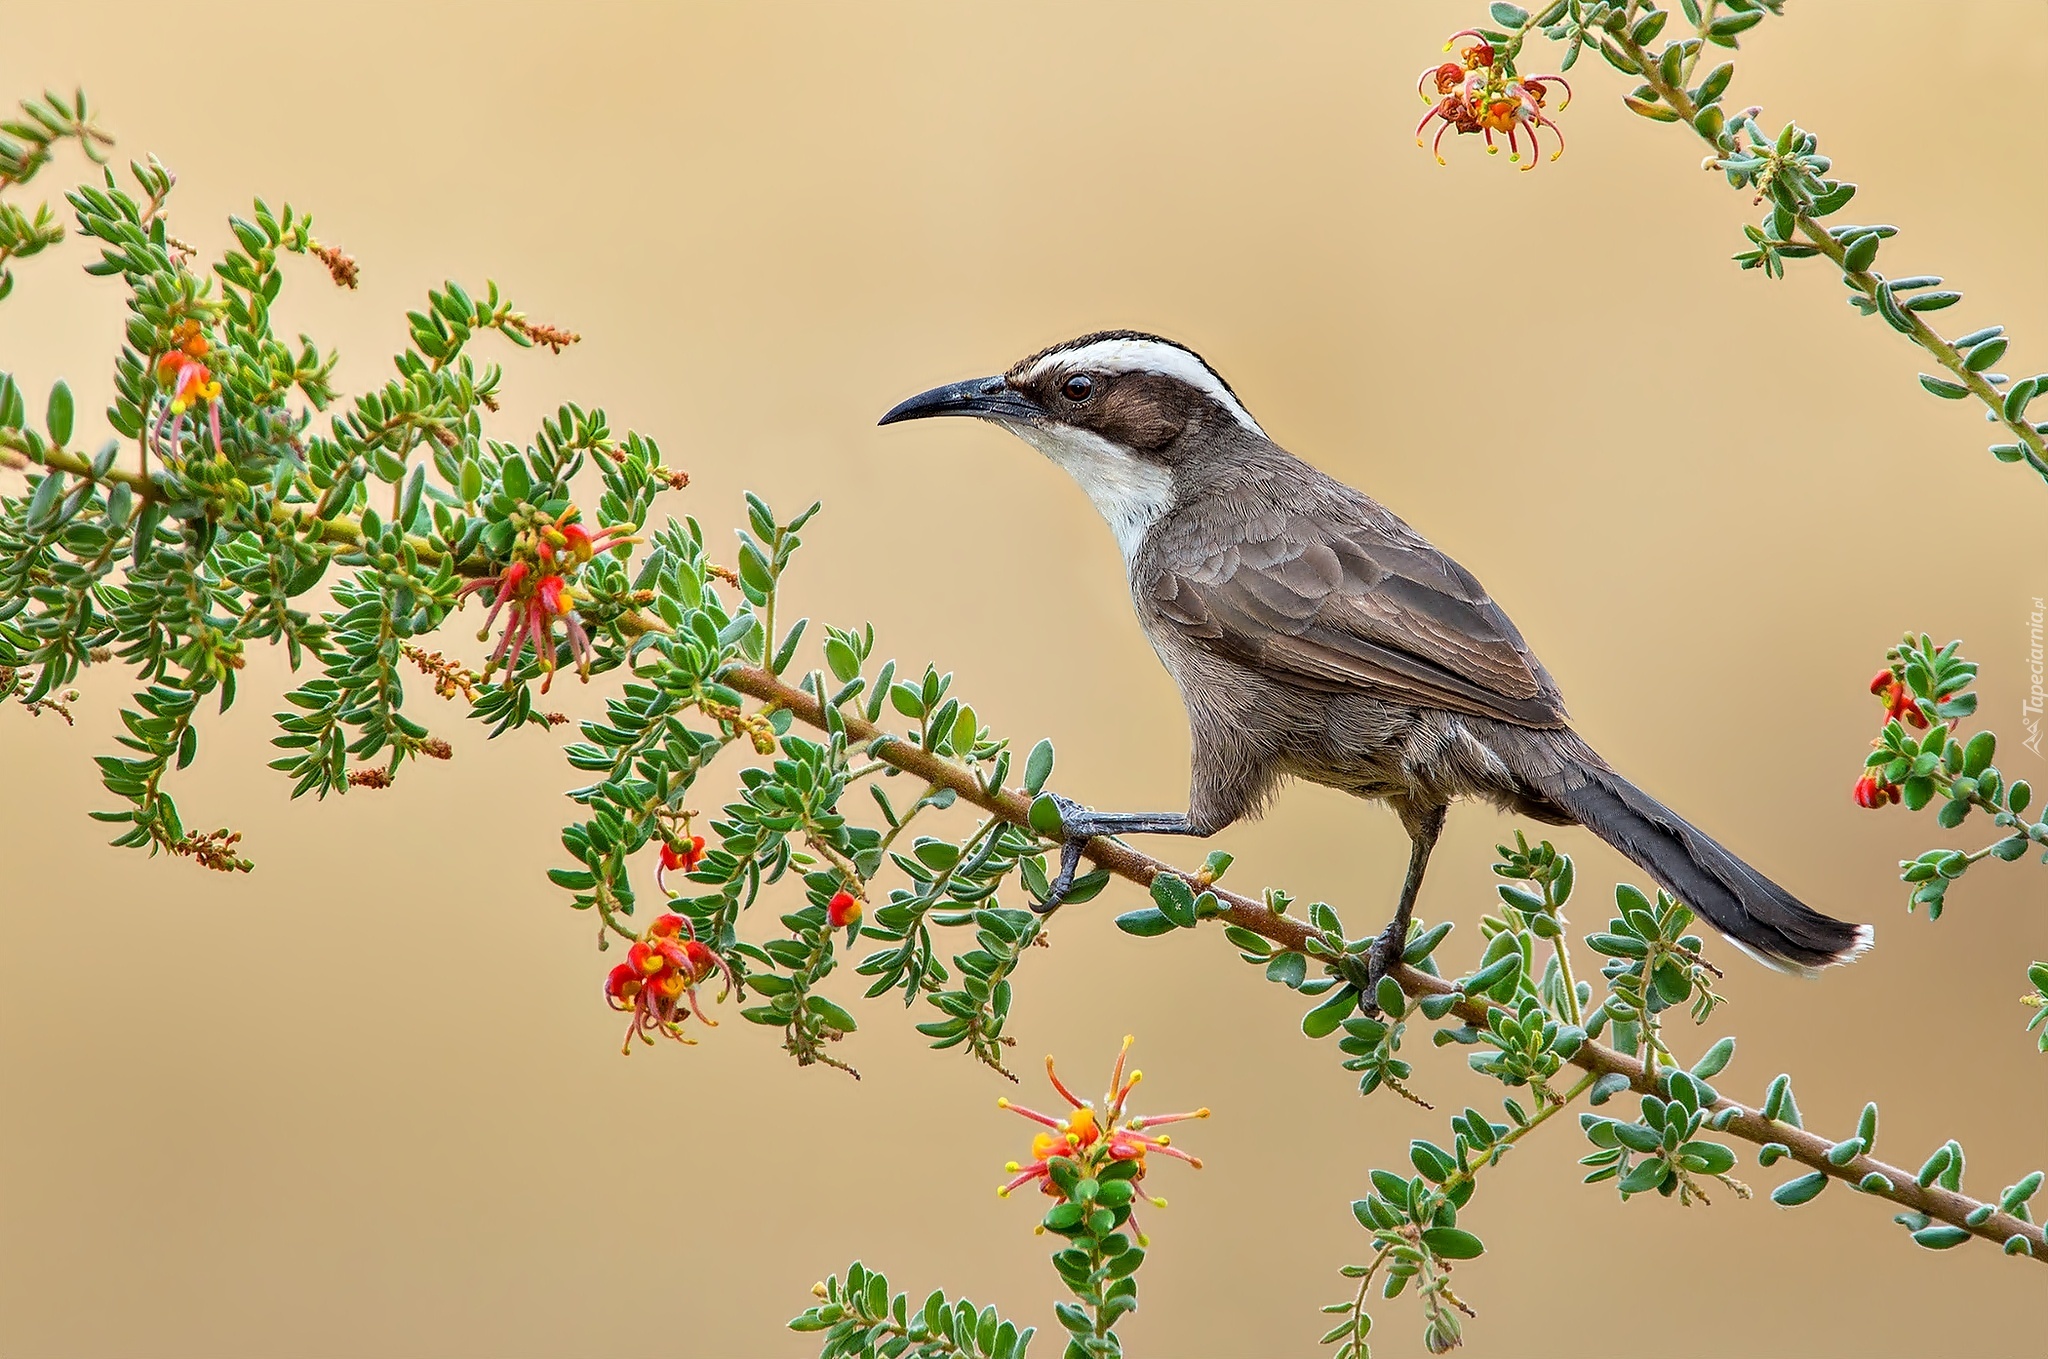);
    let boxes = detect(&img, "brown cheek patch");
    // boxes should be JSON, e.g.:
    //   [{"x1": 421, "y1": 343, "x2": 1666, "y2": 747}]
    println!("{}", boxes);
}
[{"x1": 1092, "y1": 375, "x2": 1193, "y2": 454}]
